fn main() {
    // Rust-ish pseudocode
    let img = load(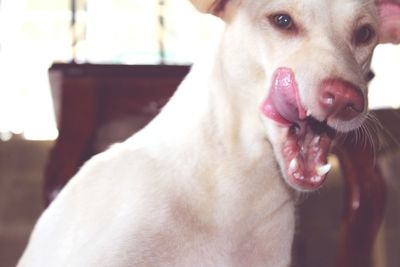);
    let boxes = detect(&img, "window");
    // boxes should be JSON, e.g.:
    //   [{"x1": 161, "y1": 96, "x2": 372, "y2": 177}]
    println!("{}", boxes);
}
[
  {"x1": 0, "y1": 0, "x2": 73, "y2": 140},
  {"x1": 80, "y1": 0, "x2": 223, "y2": 64},
  {"x1": 0, "y1": 0, "x2": 222, "y2": 140},
  {"x1": 369, "y1": 44, "x2": 400, "y2": 109},
  {"x1": 0, "y1": 0, "x2": 398, "y2": 141}
]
